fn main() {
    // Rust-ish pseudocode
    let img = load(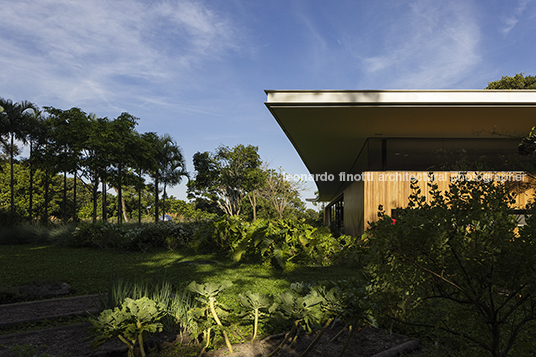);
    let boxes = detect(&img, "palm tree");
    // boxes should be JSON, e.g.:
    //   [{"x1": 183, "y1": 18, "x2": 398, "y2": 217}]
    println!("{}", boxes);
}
[
  {"x1": 147, "y1": 134, "x2": 187, "y2": 222},
  {"x1": 0, "y1": 98, "x2": 37, "y2": 215},
  {"x1": 159, "y1": 135, "x2": 188, "y2": 219},
  {"x1": 26, "y1": 108, "x2": 48, "y2": 220}
]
